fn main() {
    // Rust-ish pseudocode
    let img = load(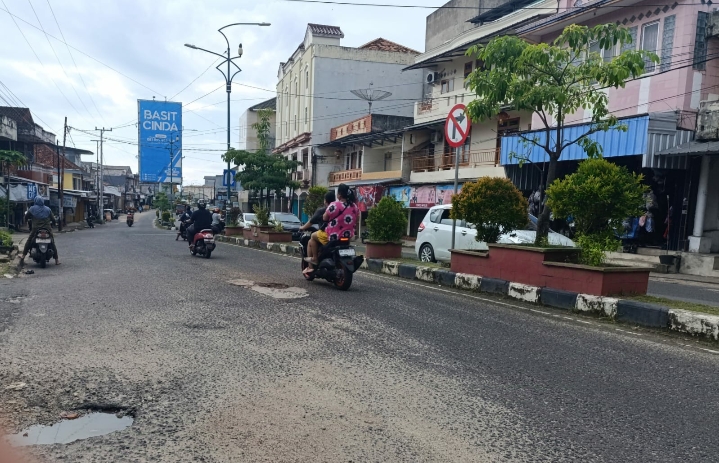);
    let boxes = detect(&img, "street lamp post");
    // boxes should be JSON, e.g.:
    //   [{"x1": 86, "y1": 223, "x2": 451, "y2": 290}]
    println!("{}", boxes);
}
[{"x1": 185, "y1": 22, "x2": 270, "y2": 212}]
